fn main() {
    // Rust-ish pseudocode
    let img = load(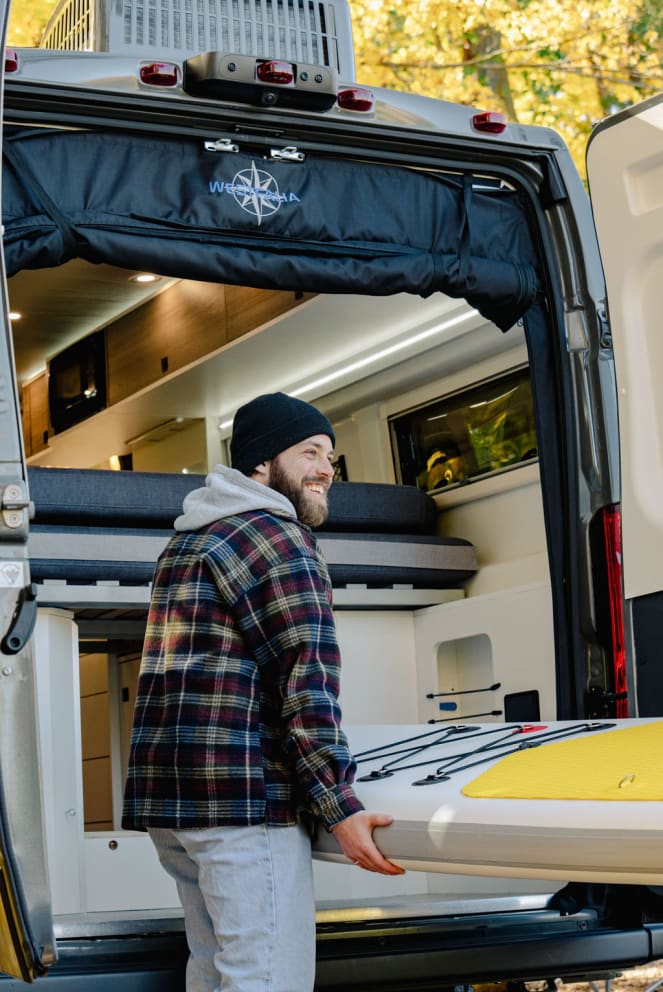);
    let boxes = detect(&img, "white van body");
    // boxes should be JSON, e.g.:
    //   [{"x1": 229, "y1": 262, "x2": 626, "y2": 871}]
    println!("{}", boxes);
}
[{"x1": 1, "y1": 0, "x2": 663, "y2": 988}]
